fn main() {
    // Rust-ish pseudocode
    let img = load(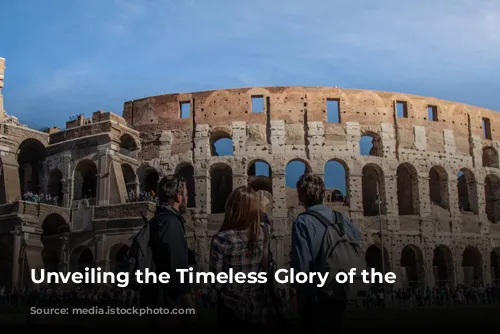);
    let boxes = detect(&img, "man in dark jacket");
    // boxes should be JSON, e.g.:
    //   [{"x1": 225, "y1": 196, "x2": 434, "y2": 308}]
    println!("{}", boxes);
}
[
  {"x1": 141, "y1": 174, "x2": 197, "y2": 327},
  {"x1": 291, "y1": 173, "x2": 361, "y2": 331}
]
